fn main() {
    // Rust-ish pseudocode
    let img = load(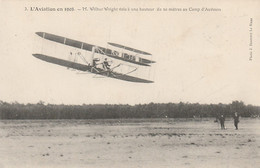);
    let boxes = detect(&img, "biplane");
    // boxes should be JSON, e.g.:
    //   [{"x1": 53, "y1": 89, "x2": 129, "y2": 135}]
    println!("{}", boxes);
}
[{"x1": 33, "y1": 32, "x2": 155, "y2": 83}]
